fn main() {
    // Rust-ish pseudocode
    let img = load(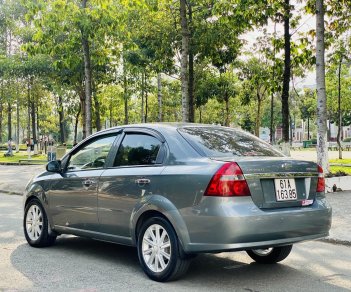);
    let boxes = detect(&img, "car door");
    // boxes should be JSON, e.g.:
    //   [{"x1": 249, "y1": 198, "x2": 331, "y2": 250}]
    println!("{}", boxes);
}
[
  {"x1": 98, "y1": 129, "x2": 166, "y2": 237},
  {"x1": 48, "y1": 133, "x2": 119, "y2": 231}
]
